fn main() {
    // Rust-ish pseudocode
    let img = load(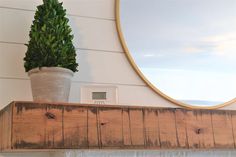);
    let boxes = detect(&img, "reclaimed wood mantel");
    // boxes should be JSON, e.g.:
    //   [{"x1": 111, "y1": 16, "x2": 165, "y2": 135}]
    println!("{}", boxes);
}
[{"x1": 1, "y1": 101, "x2": 236, "y2": 151}]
